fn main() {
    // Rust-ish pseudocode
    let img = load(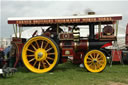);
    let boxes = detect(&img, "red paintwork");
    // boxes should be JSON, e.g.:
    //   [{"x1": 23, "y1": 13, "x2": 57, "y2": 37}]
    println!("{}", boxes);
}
[
  {"x1": 60, "y1": 40, "x2": 87, "y2": 64},
  {"x1": 14, "y1": 43, "x2": 24, "y2": 67},
  {"x1": 60, "y1": 40, "x2": 88, "y2": 50},
  {"x1": 101, "y1": 42, "x2": 112, "y2": 48},
  {"x1": 61, "y1": 57, "x2": 68, "y2": 63},
  {"x1": 112, "y1": 50, "x2": 122, "y2": 61},
  {"x1": 43, "y1": 32, "x2": 51, "y2": 37},
  {"x1": 95, "y1": 32, "x2": 102, "y2": 39},
  {"x1": 11, "y1": 37, "x2": 25, "y2": 67},
  {"x1": 73, "y1": 52, "x2": 84, "y2": 64},
  {"x1": 61, "y1": 40, "x2": 88, "y2": 58},
  {"x1": 62, "y1": 48, "x2": 74, "y2": 57},
  {"x1": 76, "y1": 40, "x2": 88, "y2": 50},
  {"x1": 60, "y1": 41, "x2": 74, "y2": 49}
]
